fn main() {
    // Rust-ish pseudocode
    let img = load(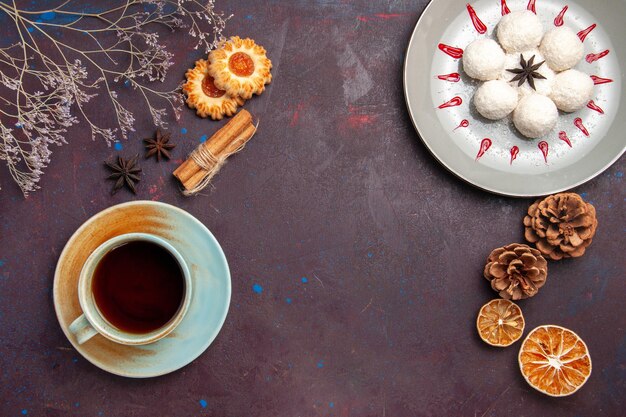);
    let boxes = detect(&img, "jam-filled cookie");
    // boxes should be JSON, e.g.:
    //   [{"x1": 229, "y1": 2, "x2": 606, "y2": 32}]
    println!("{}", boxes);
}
[
  {"x1": 209, "y1": 36, "x2": 272, "y2": 100},
  {"x1": 183, "y1": 59, "x2": 244, "y2": 120}
]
